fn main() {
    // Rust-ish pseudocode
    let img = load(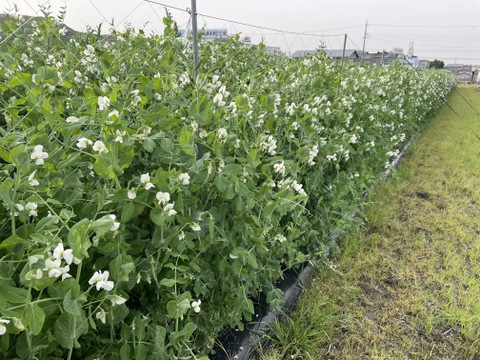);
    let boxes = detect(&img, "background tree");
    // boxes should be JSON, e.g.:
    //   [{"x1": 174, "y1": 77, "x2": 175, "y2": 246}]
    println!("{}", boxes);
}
[{"x1": 430, "y1": 59, "x2": 445, "y2": 69}]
